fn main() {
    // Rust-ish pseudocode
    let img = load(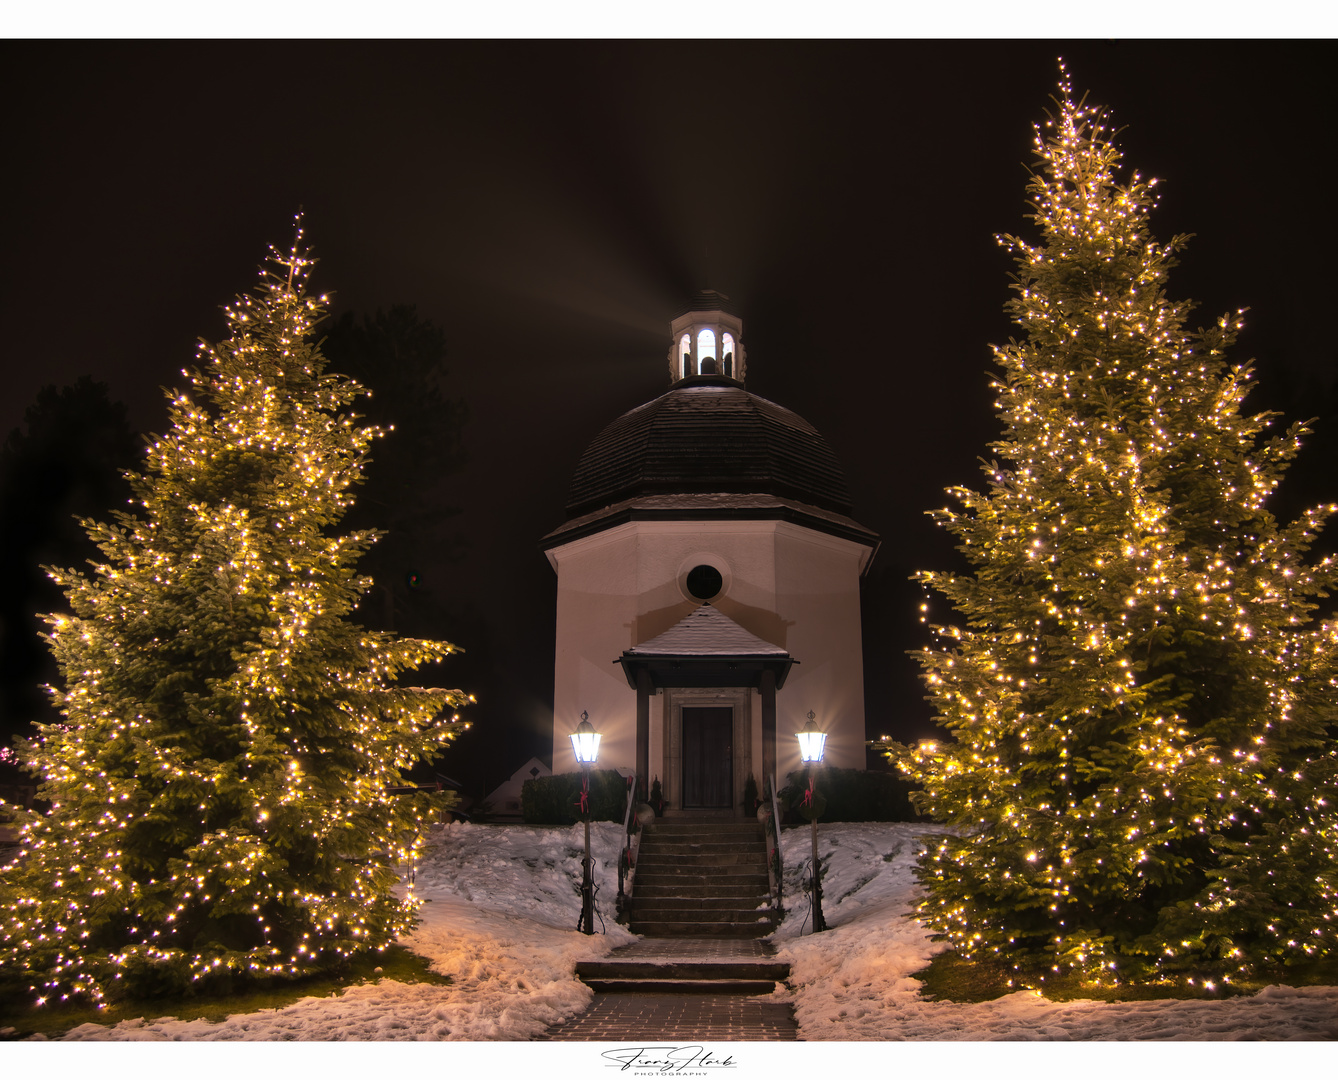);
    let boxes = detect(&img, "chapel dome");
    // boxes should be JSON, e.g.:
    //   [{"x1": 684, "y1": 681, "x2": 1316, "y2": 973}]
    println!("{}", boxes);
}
[{"x1": 564, "y1": 373, "x2": 854, "y2": 519}]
